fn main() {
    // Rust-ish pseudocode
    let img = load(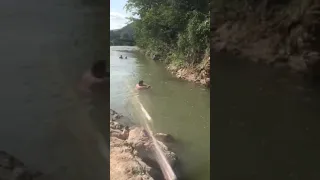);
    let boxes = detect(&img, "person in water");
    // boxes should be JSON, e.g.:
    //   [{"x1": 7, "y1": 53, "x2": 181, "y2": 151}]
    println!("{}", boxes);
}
[
  {"x1": 119, "y1": 55, "x2": 123, "y2": 59},
  {"x1": 135, "y1": 80, "x2": 151, "y2": 90}
]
